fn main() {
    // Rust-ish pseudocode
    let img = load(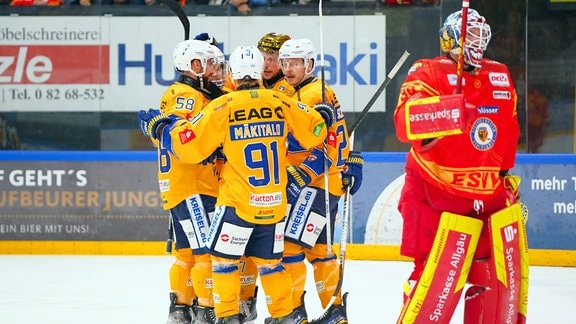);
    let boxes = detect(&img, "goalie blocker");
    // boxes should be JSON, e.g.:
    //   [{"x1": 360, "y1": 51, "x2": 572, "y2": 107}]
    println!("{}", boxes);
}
[
  {"x1": 397, "y1": 203, "x2": 528, "y2": 324},
  {"x1": 404, "y1": 94, "x2": 477, "y2": 140}
]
